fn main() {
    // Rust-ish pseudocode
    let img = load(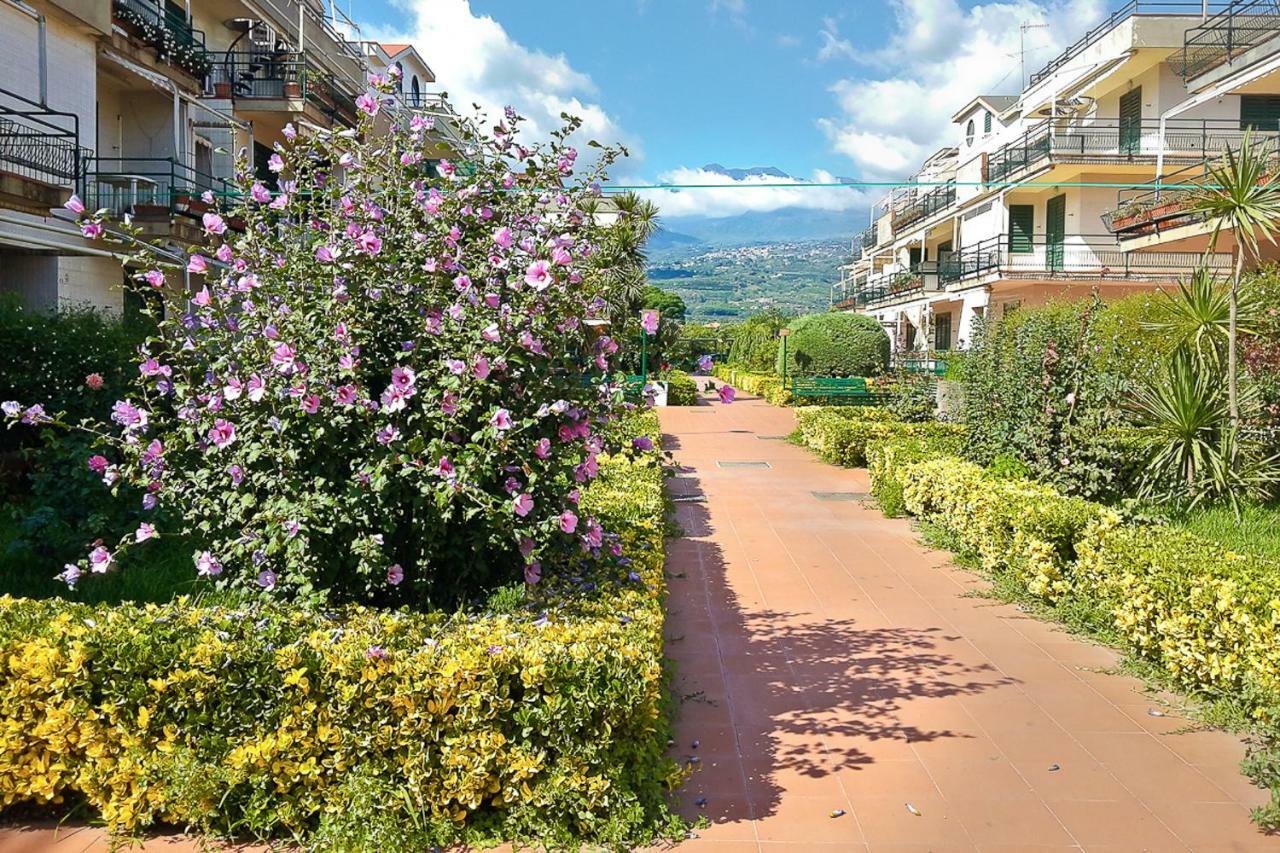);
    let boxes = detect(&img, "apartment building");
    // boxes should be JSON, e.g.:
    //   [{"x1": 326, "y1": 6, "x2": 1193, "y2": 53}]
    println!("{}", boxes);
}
[
  {"x1": 0, "y1": 0, "x2": 459, "y2": 314},
  {"x1": 835, "y1": 1, "x2": 1280, "y2": 354}
]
